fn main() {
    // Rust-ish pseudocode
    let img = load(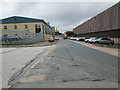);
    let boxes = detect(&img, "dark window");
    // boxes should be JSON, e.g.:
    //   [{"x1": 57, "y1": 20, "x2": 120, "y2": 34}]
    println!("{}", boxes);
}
[
  {"x1": 101, "y1": 38, "x2": 104, "y2": 40},
  {"x1": 14, "y1": 18, "x2": 17, "y2": 21},
  {"x1": 101, "y1": 38, "x2": 110, "y2": 40},
  {"x1": 105, "y1": 38, "x2": 110, "y2": 40},
  {"x1": 38, "y1": 25, "x2": 40, "y2": 28},
  {"x1": 25, "y1": 25, "x2": 28, "y2": 29},
  {"x1": 4, "y1": 26, "x2": 7, "y2": 30},
  {"x1": 101, "y1": 38, "x2": 106, "y2": 40},
  {"x1": 14, "y1": 25, "x2": 17, "y2": 29},
  {"x1": 35, "y1": 24, "x2": 41, "y2": 33},
  {"x1": 35, "y1": 24, "x2": 41, "y2": 28}
]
